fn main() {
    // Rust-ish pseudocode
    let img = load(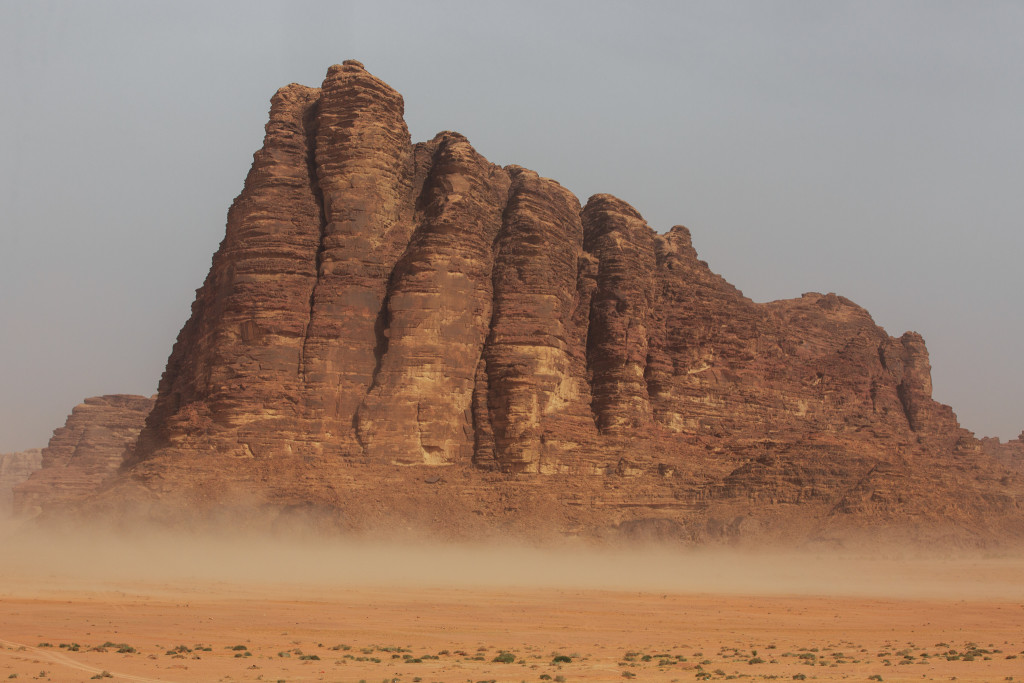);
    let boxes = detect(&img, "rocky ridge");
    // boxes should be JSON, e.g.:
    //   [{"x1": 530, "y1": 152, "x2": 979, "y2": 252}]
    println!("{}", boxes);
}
[
  {"x1": 982, "y1": 432, "x2": 1024, "y2": 473},
  {"x1": 0, "y1": 449, "x2": 42, "y2": 515},
  {"x1": 79, "y1": 62, "x2": 1021, "y2": 545},
  {"x1": 14, "y1": 395, "x2": 154, "y2": 516}
]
